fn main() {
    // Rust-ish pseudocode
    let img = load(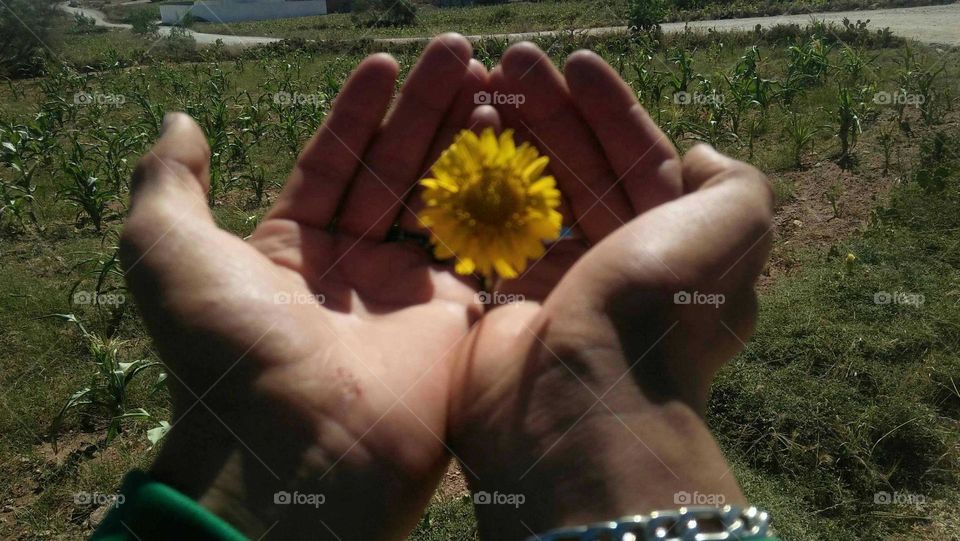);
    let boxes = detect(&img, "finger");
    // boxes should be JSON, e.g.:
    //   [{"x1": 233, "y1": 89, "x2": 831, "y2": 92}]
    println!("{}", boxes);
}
[
  {"x1": 128, "y1": 113, "x2": 212, "y2": 224},
  {"x1": 501, "y1": 42, "x2": 634, "y2": 244},
  {"x1": 338, "y1": 33, "x2": 473, "y2": 240},
  {"x1": 490, "y1": 64, "x2": 581, "y2": 232},
  {"x1": 424, "y1": 59, "x2": 491, "y2": 169},
  {"x1": 399, "y1": 104, "x2": 502, "y2": 232},
  {"x1": 489, "y1": 66, "x2": 532, "y2": 145},
  {"x1": 681, "y1": 144, "x2": 751, "y2": 193},
  {"x1": 266, "y1": 54, "x2": 399, "y2": 229},
  {"x1": 564, "y1": 51, "x2": 683, "y2": 214}
]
